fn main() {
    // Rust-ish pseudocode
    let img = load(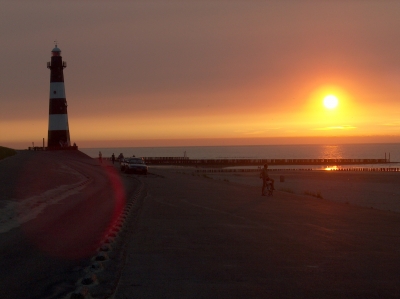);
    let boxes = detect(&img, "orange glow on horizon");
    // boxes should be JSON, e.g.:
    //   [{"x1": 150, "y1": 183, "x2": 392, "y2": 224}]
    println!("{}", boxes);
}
[
  {"x1": 2, "y1": 2, "x2": 400, "y2": 150},
  {"x1": 2, "y1": 81, "x2": 400, "y2": 149}
]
